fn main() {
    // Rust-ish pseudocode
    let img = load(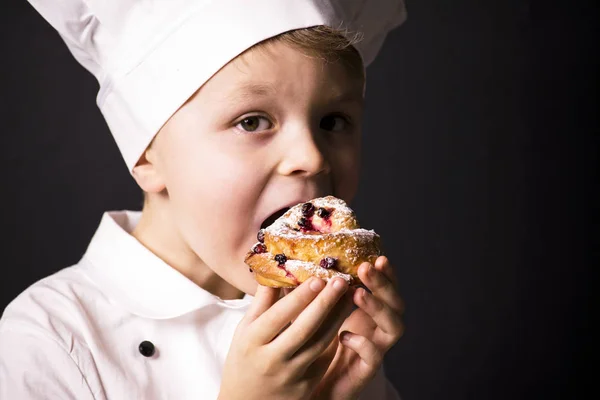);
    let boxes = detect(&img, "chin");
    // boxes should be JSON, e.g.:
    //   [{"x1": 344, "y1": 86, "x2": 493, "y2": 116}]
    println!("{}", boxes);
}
[
  {"x1": 221, "y1": 261, "x2": 259, "y2": 296},
  {"x1": 234, "y1": 273, "x2": 259, "y2": 297}
]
